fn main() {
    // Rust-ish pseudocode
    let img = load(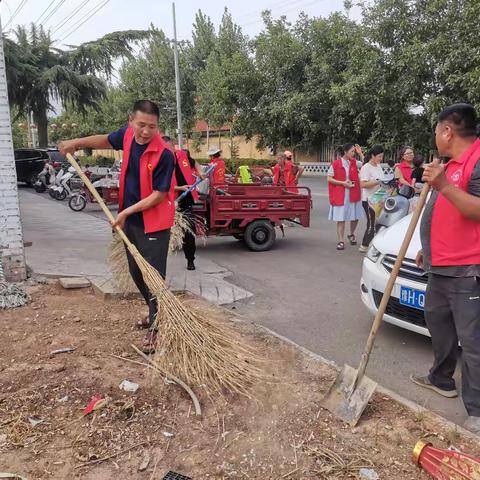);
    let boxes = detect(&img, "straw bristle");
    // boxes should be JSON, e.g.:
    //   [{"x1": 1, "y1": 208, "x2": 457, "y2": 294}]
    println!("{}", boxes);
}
[
  {"x1": 125, "y1": 244, "x2": 263, "y2": 395},
  {"x1": 109, "y1": 208, "x2": 202, "y2": 292}
]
